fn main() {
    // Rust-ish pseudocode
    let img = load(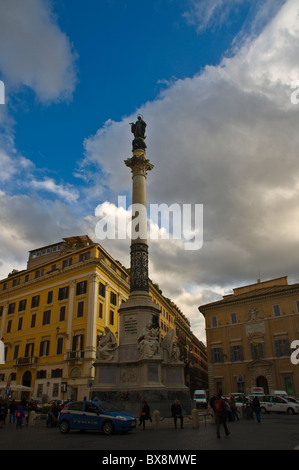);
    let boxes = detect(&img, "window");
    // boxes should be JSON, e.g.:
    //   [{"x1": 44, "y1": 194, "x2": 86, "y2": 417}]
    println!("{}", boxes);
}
[
  {"x1": 79, "y1": 252, "x2": 90, "y2": 262},
  {"x1": 275, "y1": 339, "x2": 290, "y2": 357},
  {"x1": 17, "y1": 317, "x2": 23, "y2": 331},
  {"x1": 7, "y1": 319, "x2": 12, "y2": 333},
  {"x1": 31, "y1": 295, "x2": 40, "y2": 308},
  {"x1": 59, "y1": 306, "x2": 66, "y2": 322},
  {"x1": 37, "y1": 370, "x2": 47, "y2": 379},
  {"x1": 47, "y1": 291, "x2": 53, "y2": 304},
  {"x1": 13, "y1": 345, "x2": 19, "y2": 360},
  {"x1": 284, "y1": 376, "x2": 294, "y2": 395},
  {"x1": 12, "y1": 278, "x2": 20, "y2": 287},
  {"x1": 42, "y1": 248, "x2": 50, "y2": 255},
  {"x1": 39, "y1": 340, "x2": 50, "y2": 357},
  {"x1": 51, "y1": 369, "x2": 63, "y2": 378},
  {"x1": 273, "y1": 304, "x2": 281, "y2": 317},
  {"x1": 62, "y1": 258, "x2": 72, "y2": 268},
  {"x1": 56, "y1": 338, "x2": 63, "y2": 355},
  {"x1": 99, "y1": 282, "x2": 105, "y2": 297},
  {"x1": 77, "y1": 301, "x2": 84, "y2": 317},
  {"x1": 30, "y1": 313, "x2": 36, "y2": 328},
  {"x1": 211, "y1": 316, "x2": 217, "y2": 327},
  {"x1": 110, "y1": 291, "x2": 117, "y2": 306},
  {"x1": 231, "y1": 313, "x2": 237, "y2": 324},
  {"x1": 42, "y1": 310, "x2": 51, "y2": 325},
  {"x1": 71, "y1": 334, "x2": 84, "y2": 356},
  {"x1": 230, "y1": 345, "x2": 243, "y2": 362},
  {"x1": 35, "y1": 268, "x2": 44, "y2": 278},
  {"x1": 0, "y1": 306, "x2": 3, "y2": 317},
  {"x1": 8, "y1": 303, "x2": 15, "y2": 314},
  {"x1": 76, "y1": 280, "x2": 87, "y2": 296},
  {"x1": 18, "y1": 299, "x2": 27, "y2": 312},
  {"x1": 58, "y1": 286, "x2": 69, "y2": 300},
  {"x1": 109, "y1": 309, "x2": 114, "y2": 325},
  {"x1": 296, "y1": 301, "x2": 299, "y2": 313},
  {"x1": 211, "y1": 347, "x2": 223, "y2": 363},
  {"x1": 68, "y1": 402, "x2": 83, "y2": 411},
  {"x1": 98, "y1": 302, "x2": 103, "y2": 319},
  {"x1": 85, "y1": 402, "x2": 100, "y2": 414},
  {"x1": 25, "y1": 343, "x2": 34, "y2": 357}
]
